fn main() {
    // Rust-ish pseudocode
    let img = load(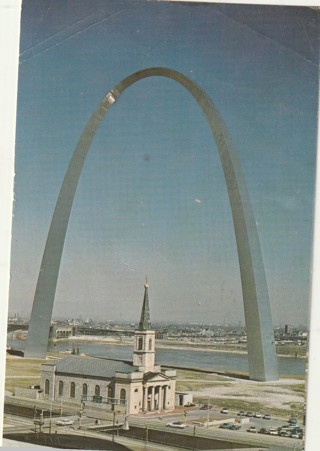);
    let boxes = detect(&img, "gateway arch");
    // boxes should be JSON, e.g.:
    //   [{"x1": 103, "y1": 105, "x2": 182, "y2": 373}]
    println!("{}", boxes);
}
[{"x1": 25, "y1": 67, "x2": 278, "y2": 381}]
